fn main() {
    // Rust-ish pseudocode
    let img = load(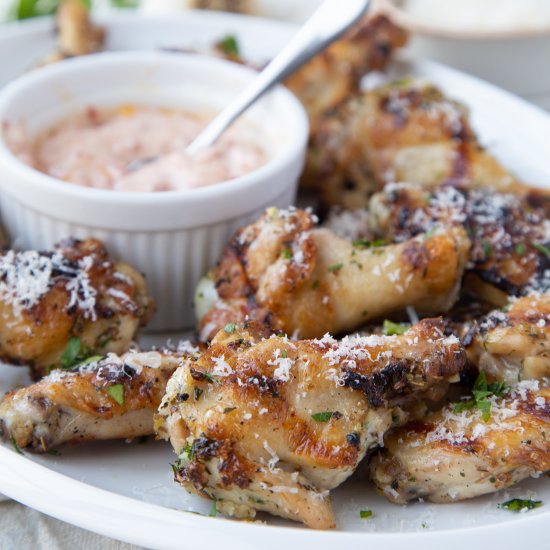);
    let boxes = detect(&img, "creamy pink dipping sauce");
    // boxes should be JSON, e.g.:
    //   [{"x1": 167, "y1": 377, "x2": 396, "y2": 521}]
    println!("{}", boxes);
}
[{"x1": 14, "y1": 105, "x2": 269, "y2": 192}]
